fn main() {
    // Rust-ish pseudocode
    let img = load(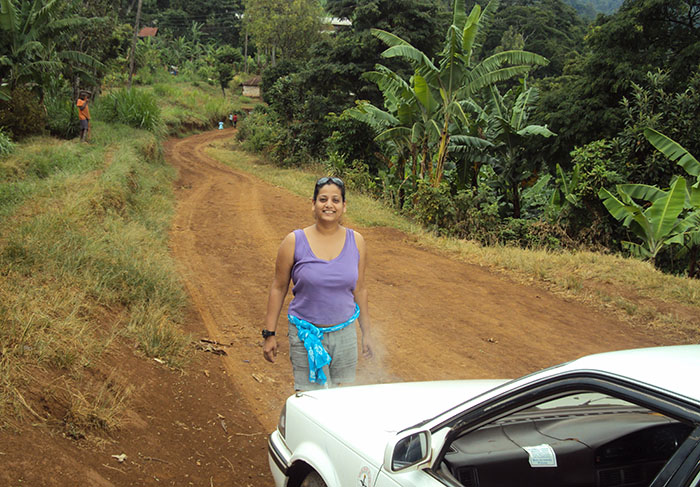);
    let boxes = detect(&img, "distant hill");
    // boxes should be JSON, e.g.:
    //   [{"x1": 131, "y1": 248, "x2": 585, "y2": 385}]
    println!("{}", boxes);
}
[{"x1": 564, "y1": 0, "x2": 623, "y2": 18}]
